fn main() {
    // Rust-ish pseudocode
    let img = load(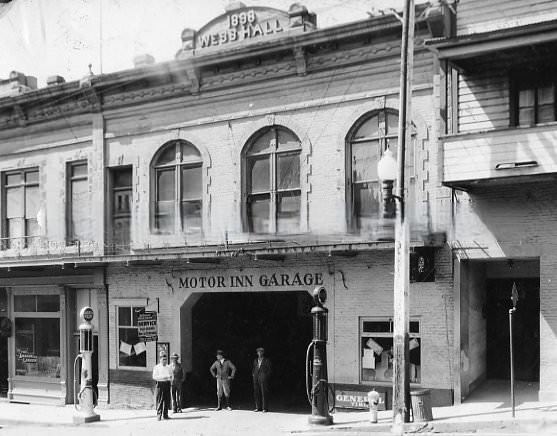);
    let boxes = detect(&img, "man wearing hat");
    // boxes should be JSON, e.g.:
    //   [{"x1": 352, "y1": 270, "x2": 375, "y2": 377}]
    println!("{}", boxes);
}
[
  {"x1": 252, "y1": 347, "x2": 272, "y2": 412},
  {"x1": 209, "y1": 350, "x2": 236, "y2": 410},
  {"x1": 152, "y1": 352, "x2": 172, "y2": 420},
  {"x1": 169, "y1": 353, "x2": 184, "y2": 413}
]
